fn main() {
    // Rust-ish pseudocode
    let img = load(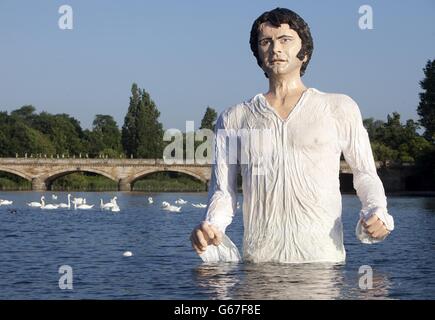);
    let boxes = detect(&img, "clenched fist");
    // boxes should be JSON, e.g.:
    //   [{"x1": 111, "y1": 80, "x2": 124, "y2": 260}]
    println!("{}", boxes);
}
[
  {"x1": 362, "y1": 214, "x2": 390, "y2": 239},
  {"x1": 190, "y1": 221, "x2": 223, "y2": 255}
]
